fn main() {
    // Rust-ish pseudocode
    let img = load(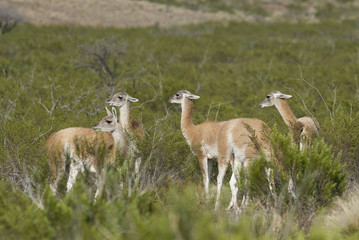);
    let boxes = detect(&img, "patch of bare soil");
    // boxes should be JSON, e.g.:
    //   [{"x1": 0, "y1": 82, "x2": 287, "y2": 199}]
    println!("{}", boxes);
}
[
  {"x1": 2, "y1": 0, "x2": 358, "y2": 28},
  {"x1": 2, "y1": 0, "x2": 238, "y2": 28}
]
